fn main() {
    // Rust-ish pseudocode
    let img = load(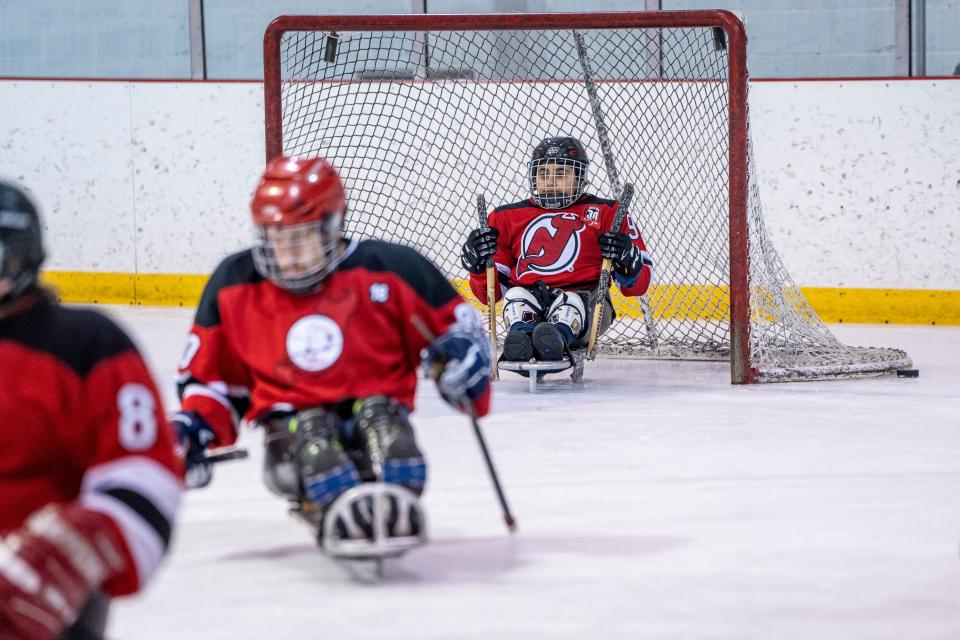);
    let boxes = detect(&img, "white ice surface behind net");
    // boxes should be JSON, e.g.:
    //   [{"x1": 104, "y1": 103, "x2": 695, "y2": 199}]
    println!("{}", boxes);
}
[{"x1": 101, "y1": 305, "x2": 960, "y2": 640}]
